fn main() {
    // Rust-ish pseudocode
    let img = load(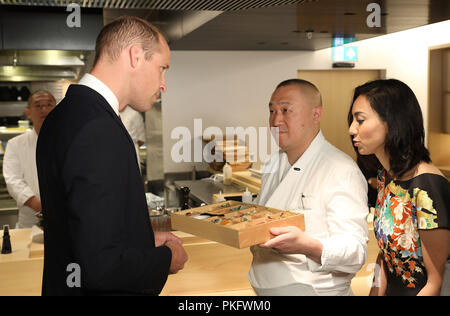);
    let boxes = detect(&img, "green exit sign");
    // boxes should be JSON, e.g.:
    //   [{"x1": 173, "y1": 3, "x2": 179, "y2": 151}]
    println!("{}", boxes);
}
[{"x1": 333, "y1": 46, "x2": 358, "y2": 62}]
